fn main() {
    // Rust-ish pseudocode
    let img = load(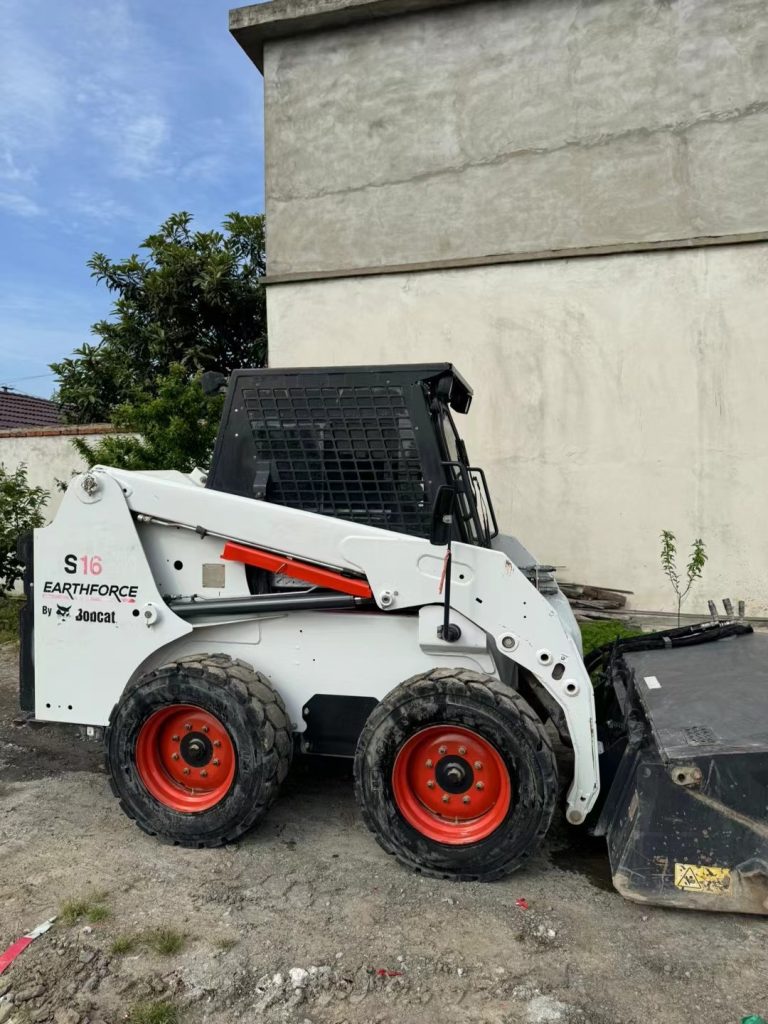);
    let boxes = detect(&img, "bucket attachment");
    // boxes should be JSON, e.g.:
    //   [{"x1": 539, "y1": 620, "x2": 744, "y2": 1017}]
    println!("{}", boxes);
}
[{"x1": 595, "y1": 629, "x2": 768, "y2": 915}]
